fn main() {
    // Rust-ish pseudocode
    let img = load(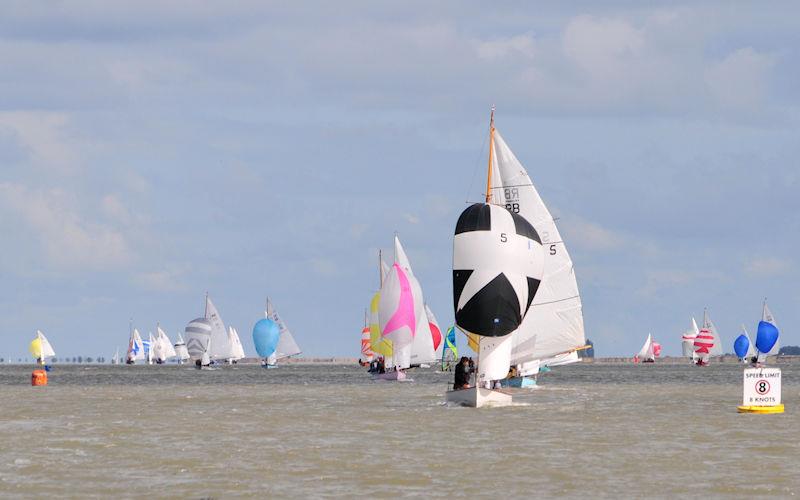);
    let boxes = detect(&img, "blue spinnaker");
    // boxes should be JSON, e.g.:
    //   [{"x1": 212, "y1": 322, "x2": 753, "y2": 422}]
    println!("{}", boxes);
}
[
  {"x1": 755, "y1": 320, "x2": 779, "y2": 354},
  {"x1": 733, "y1": 334, "x2": 750, "y2": 359},
  {"x1": 253, "y1": 318, "x2": 280, "y2": 358}
]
